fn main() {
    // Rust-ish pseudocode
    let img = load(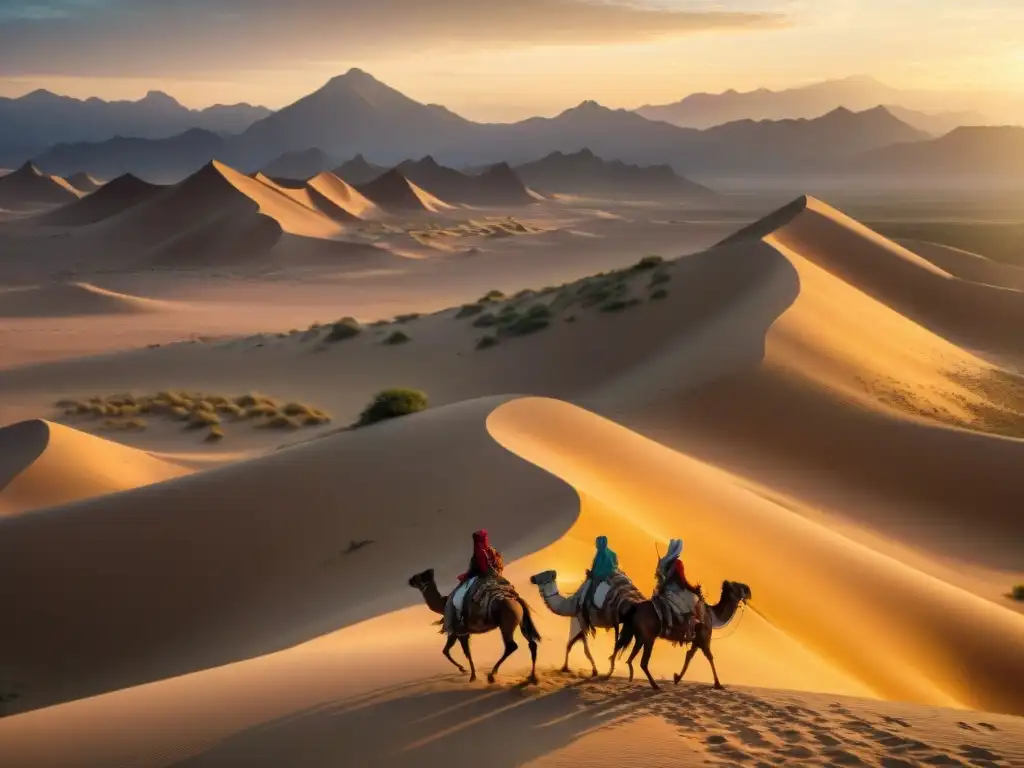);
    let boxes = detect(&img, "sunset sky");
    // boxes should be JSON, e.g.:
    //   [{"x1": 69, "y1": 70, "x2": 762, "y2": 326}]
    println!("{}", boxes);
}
[{"x1": 0, "y1": 0, "x2": 1022, "y2": 120}]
